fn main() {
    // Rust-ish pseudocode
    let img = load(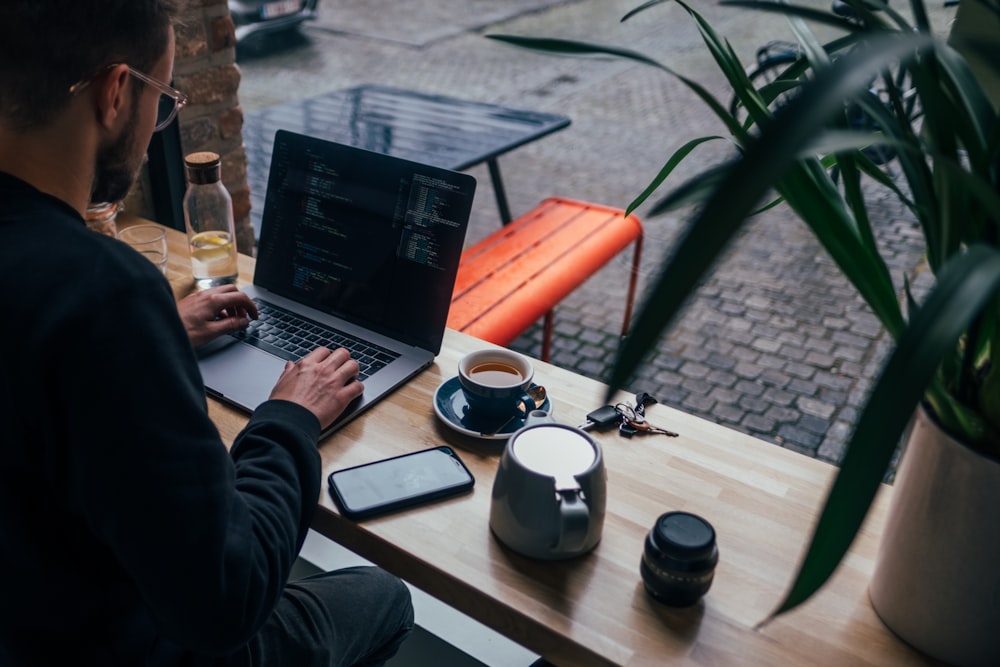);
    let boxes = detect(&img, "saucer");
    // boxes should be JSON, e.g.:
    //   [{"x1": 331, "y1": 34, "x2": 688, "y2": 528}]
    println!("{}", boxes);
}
[{"x1": 433, "y1": 376, "x2": 552, "y2": 440}]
